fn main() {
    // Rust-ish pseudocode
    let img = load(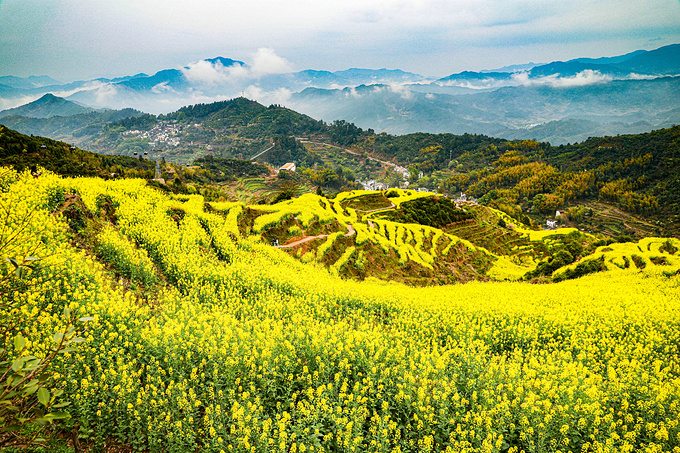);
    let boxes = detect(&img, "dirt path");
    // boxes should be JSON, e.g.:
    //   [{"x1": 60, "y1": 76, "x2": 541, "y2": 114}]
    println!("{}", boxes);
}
[
  {"x1": 361, "y1": 201, "x2": 395, "y2": 213},
  {"x1": 277, "y1": 223, "x2": 355, "y2": 248}
]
